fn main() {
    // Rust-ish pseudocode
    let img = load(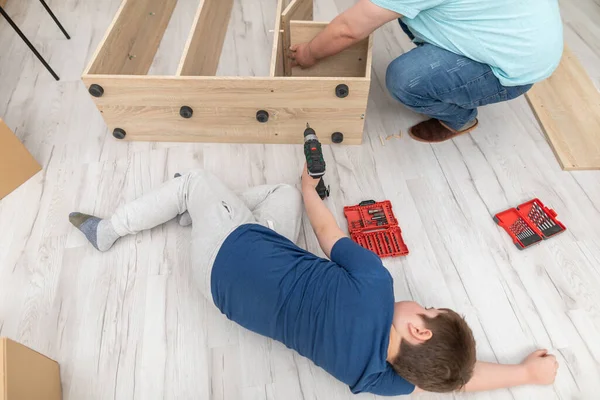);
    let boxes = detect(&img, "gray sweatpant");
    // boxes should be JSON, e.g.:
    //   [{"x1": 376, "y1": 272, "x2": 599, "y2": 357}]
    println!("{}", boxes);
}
[{"x1": 109, "y1": 170, "x2": 303, "y2": 299}]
